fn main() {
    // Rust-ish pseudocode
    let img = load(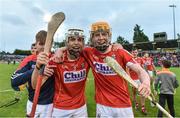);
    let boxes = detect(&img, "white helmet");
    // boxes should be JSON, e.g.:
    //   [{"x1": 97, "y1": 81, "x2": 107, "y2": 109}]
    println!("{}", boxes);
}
[{"x1": 65, "y1": 28, "x2": 85, "y2": 42}]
